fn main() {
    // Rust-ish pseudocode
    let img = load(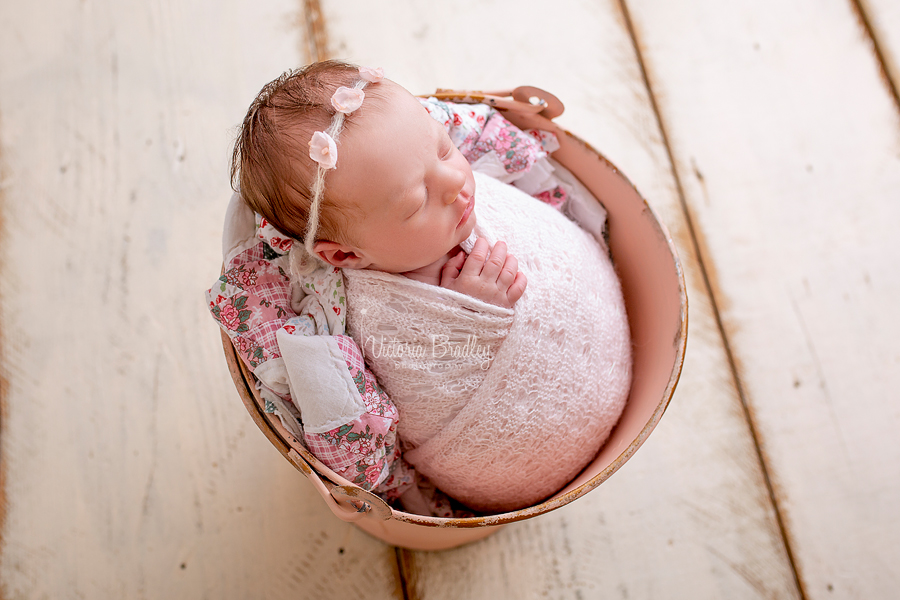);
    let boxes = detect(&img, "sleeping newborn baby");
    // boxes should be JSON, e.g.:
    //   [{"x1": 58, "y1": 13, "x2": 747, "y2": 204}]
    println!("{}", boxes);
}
[{"x1": 231, "y1": 60, "x2": 632, "y2": 513}]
